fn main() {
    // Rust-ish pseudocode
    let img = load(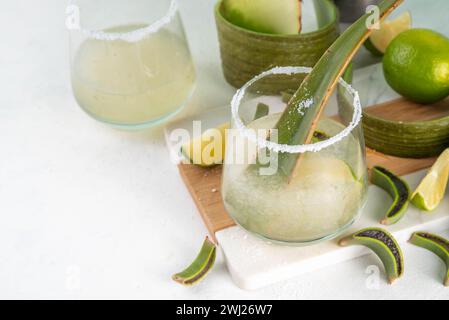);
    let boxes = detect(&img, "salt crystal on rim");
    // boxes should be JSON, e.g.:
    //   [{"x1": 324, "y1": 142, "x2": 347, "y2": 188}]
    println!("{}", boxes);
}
[
  {"x1": 230, "y1": 66, "x2": 362, "y2": 154},
  {"x1": 69, "y1": 0, "x2": 178, "y2": 43}
]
